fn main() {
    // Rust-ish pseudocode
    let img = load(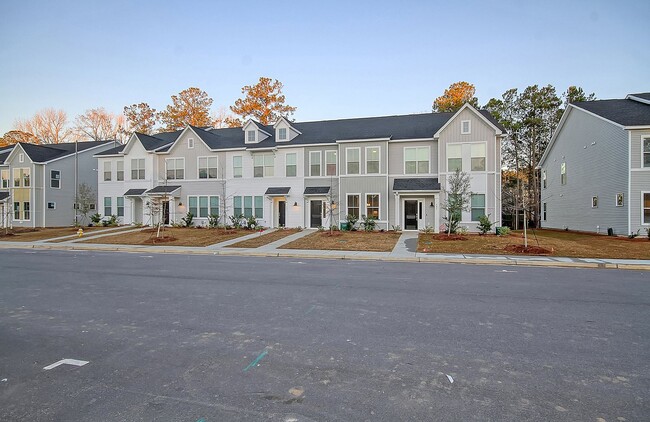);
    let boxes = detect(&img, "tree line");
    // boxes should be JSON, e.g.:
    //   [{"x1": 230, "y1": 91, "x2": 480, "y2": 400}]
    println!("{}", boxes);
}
[{"x1": 0, "y1": 77, "x2": 296, "y2": 146}]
